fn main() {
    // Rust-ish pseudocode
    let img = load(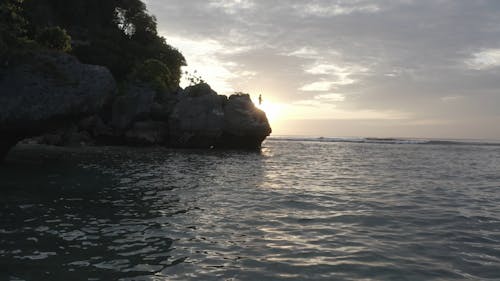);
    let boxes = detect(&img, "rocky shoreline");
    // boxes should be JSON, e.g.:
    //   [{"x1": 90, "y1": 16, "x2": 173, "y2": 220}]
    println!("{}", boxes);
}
[{"x1": 0, "y1": 51, "x2": 271, "y2": 160}]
